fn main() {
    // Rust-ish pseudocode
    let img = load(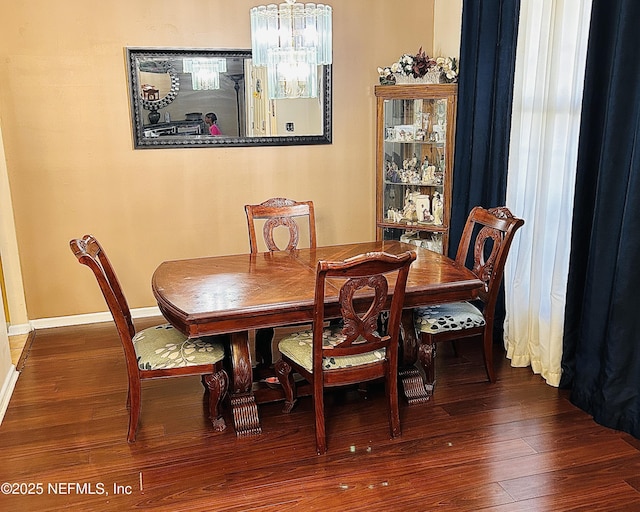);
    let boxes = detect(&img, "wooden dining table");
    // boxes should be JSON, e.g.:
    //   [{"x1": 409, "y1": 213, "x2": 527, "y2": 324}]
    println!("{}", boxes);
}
[{"x1": 152, "y1": 240, "x2": 483, "y2": 436}]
